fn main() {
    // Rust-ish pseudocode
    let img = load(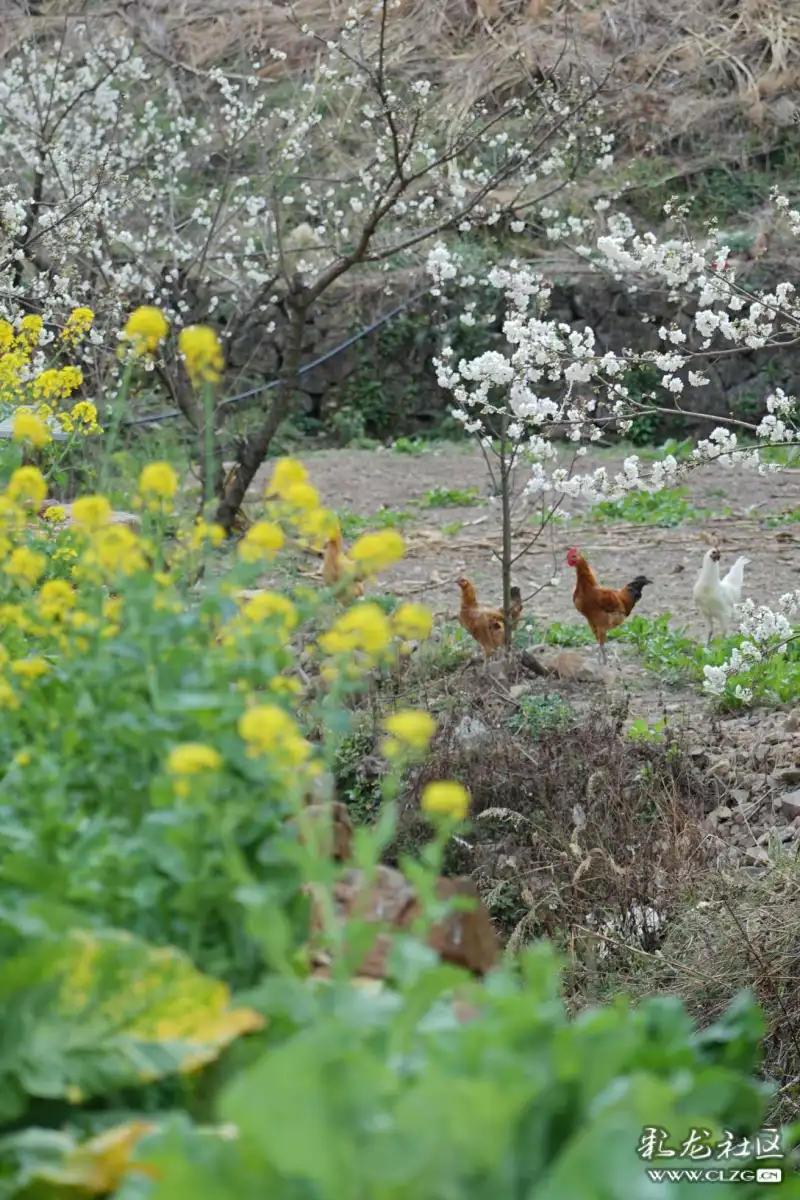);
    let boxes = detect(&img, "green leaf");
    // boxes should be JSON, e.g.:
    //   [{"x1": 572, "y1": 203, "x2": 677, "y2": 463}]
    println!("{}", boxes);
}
[{"x1": 0, "y1": 929, "x2": 264, "y2": 1117}]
